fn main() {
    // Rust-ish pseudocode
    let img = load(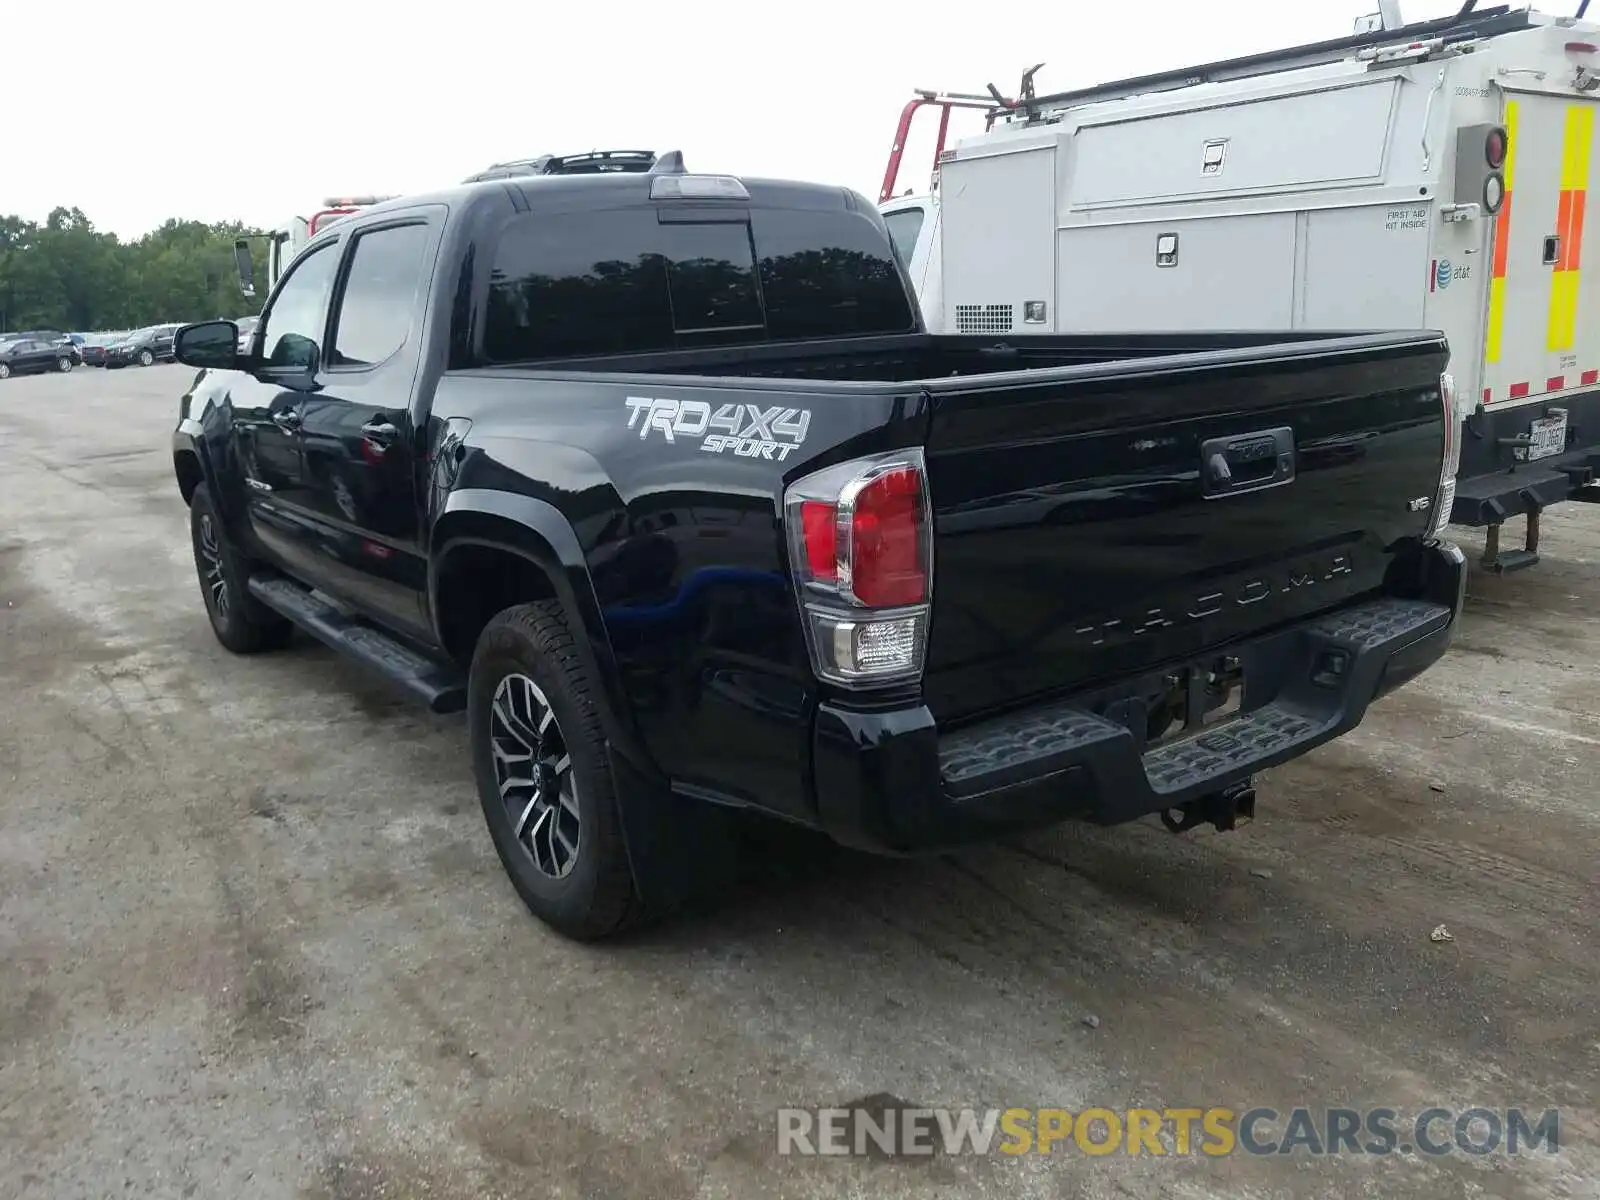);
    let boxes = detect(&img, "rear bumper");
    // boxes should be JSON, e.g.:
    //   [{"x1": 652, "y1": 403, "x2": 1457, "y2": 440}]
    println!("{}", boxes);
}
[
  {"x1": 1450, "y1": 390, "x2": 1600, "y2": 525},
  {"x1": 1450, "y1": 446, "x2": 1600, "y2": 525},
  {"x1": 811, "y1": 541, "x2": 1467, "y2": 854}
]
